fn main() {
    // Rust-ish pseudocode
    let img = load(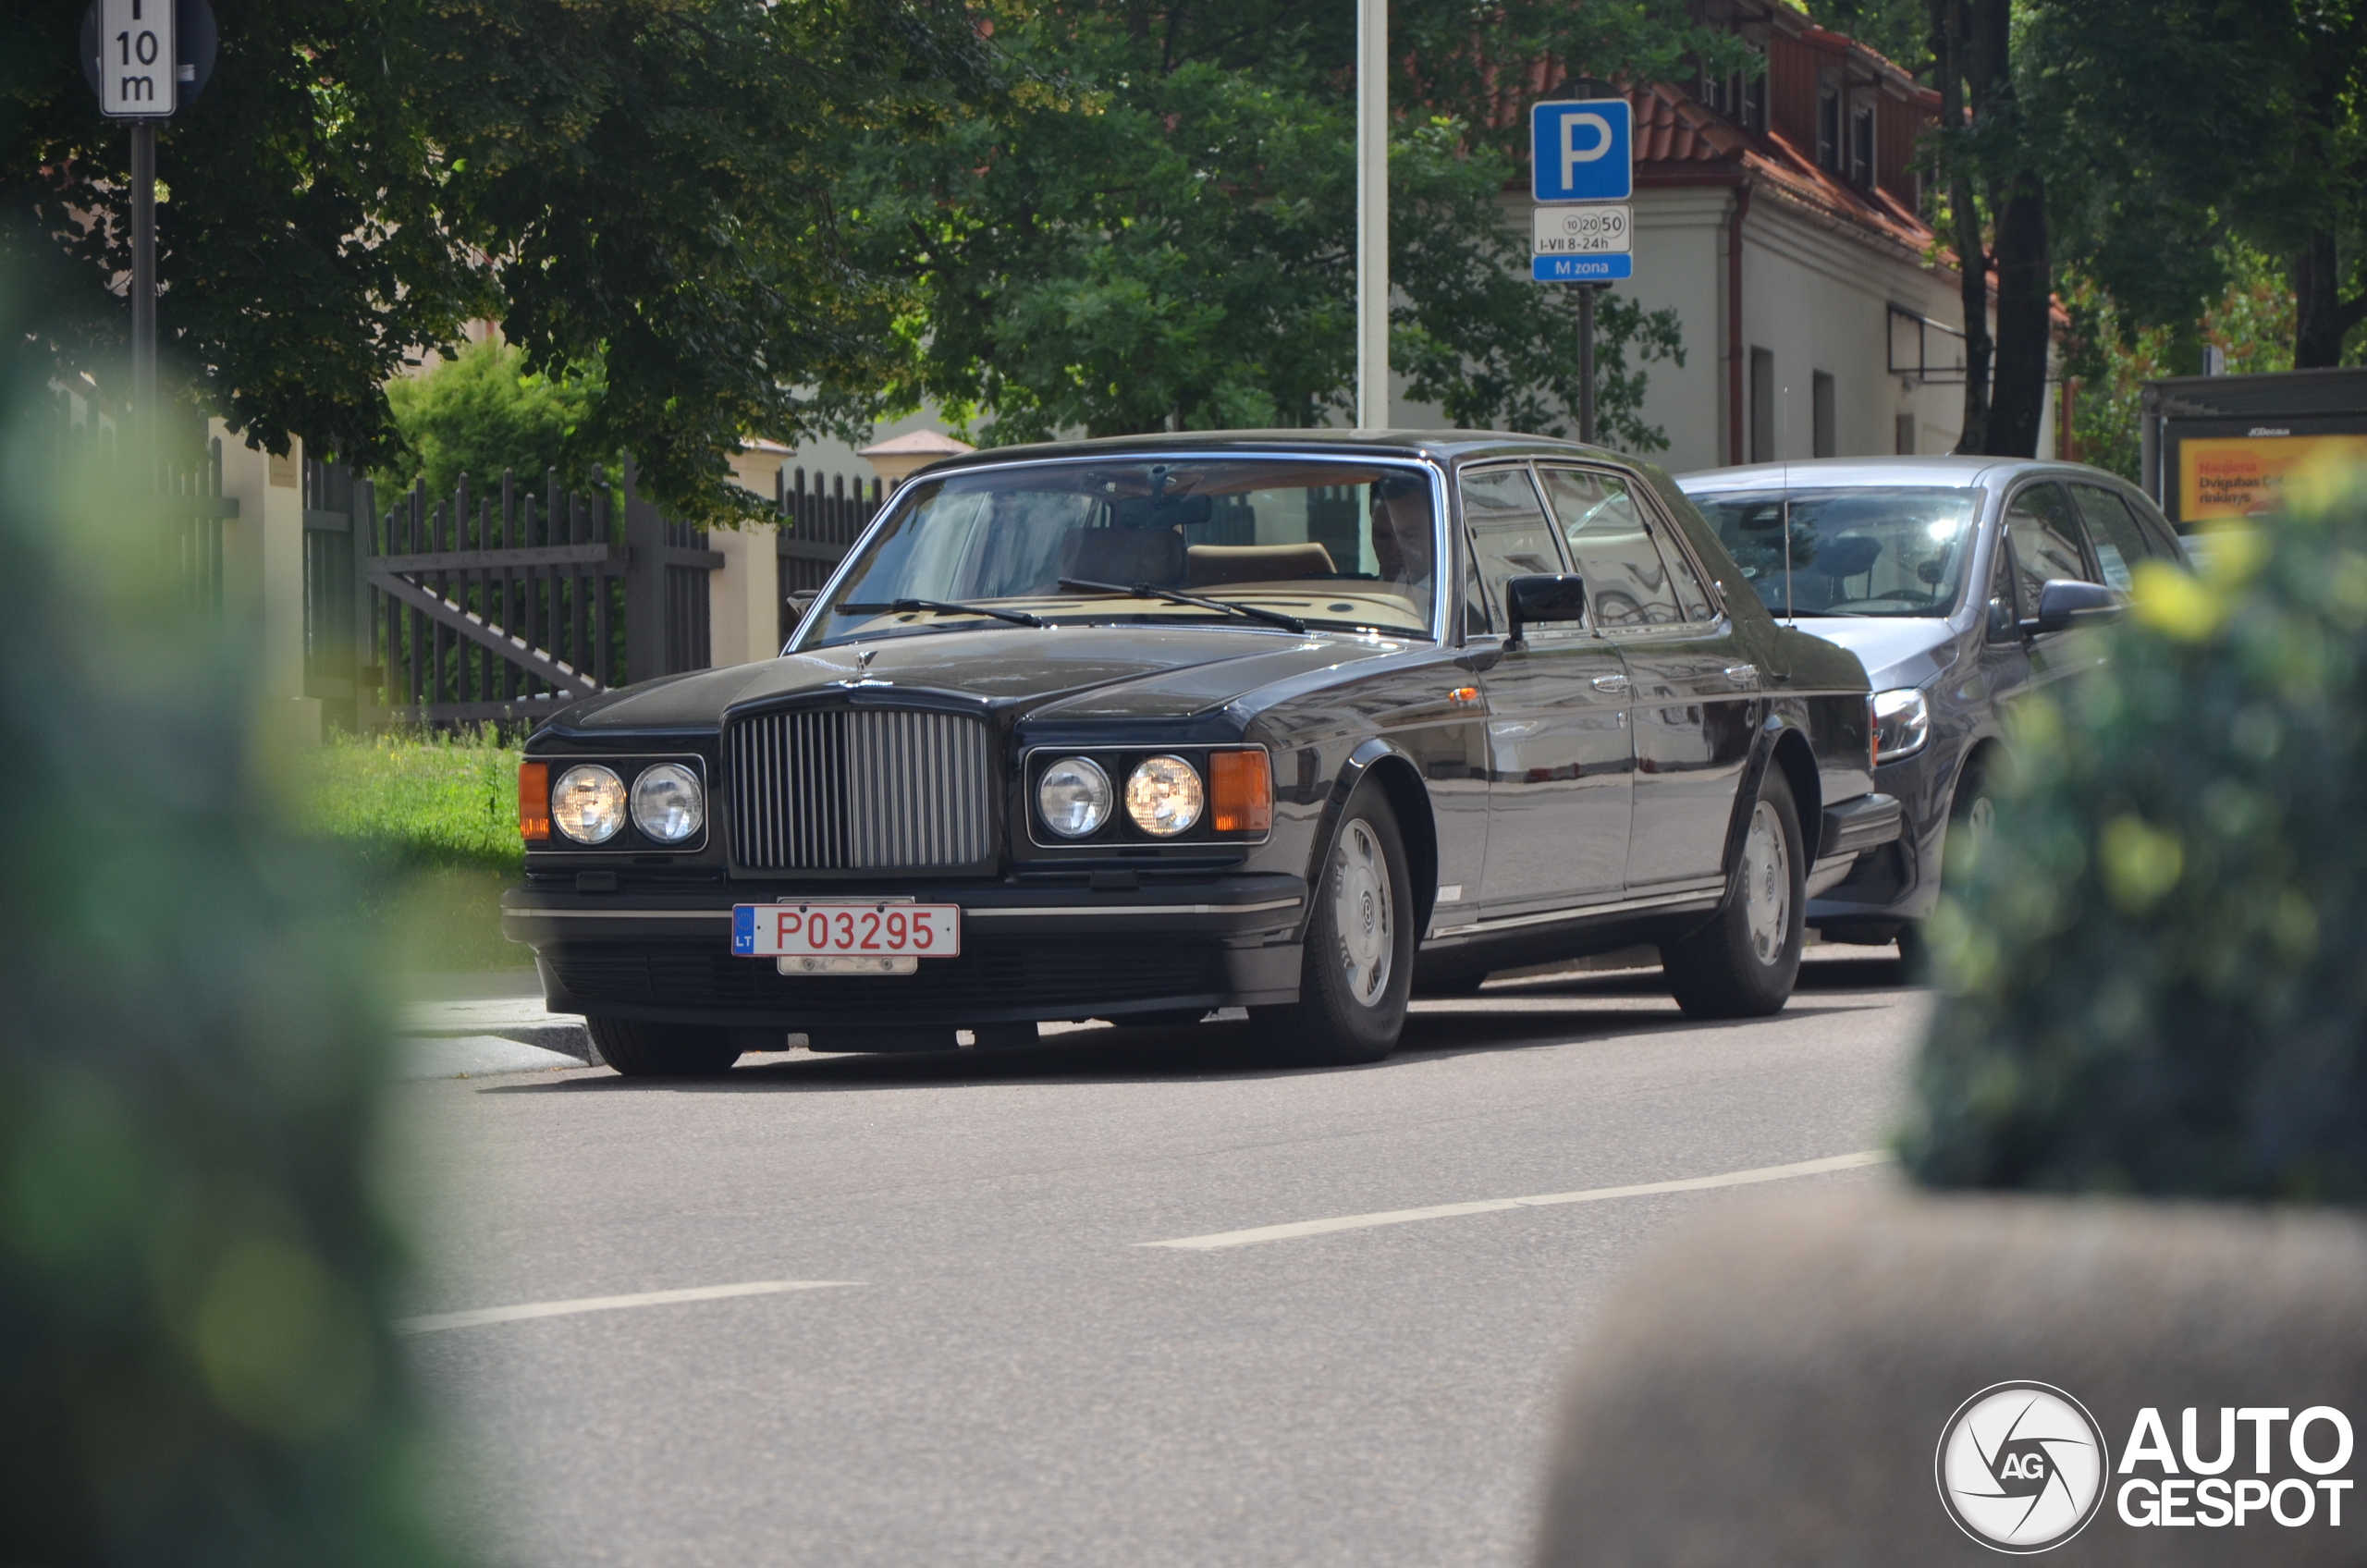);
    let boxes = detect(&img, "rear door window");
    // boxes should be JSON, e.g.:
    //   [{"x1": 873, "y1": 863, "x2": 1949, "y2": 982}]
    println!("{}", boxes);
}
[
  {"x1": 2003, "y1": 483, "x2": 2093, "y2": 610},
  {"x1": 1535, "y1": 467, "x2": 1686, "y2": 628}
]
